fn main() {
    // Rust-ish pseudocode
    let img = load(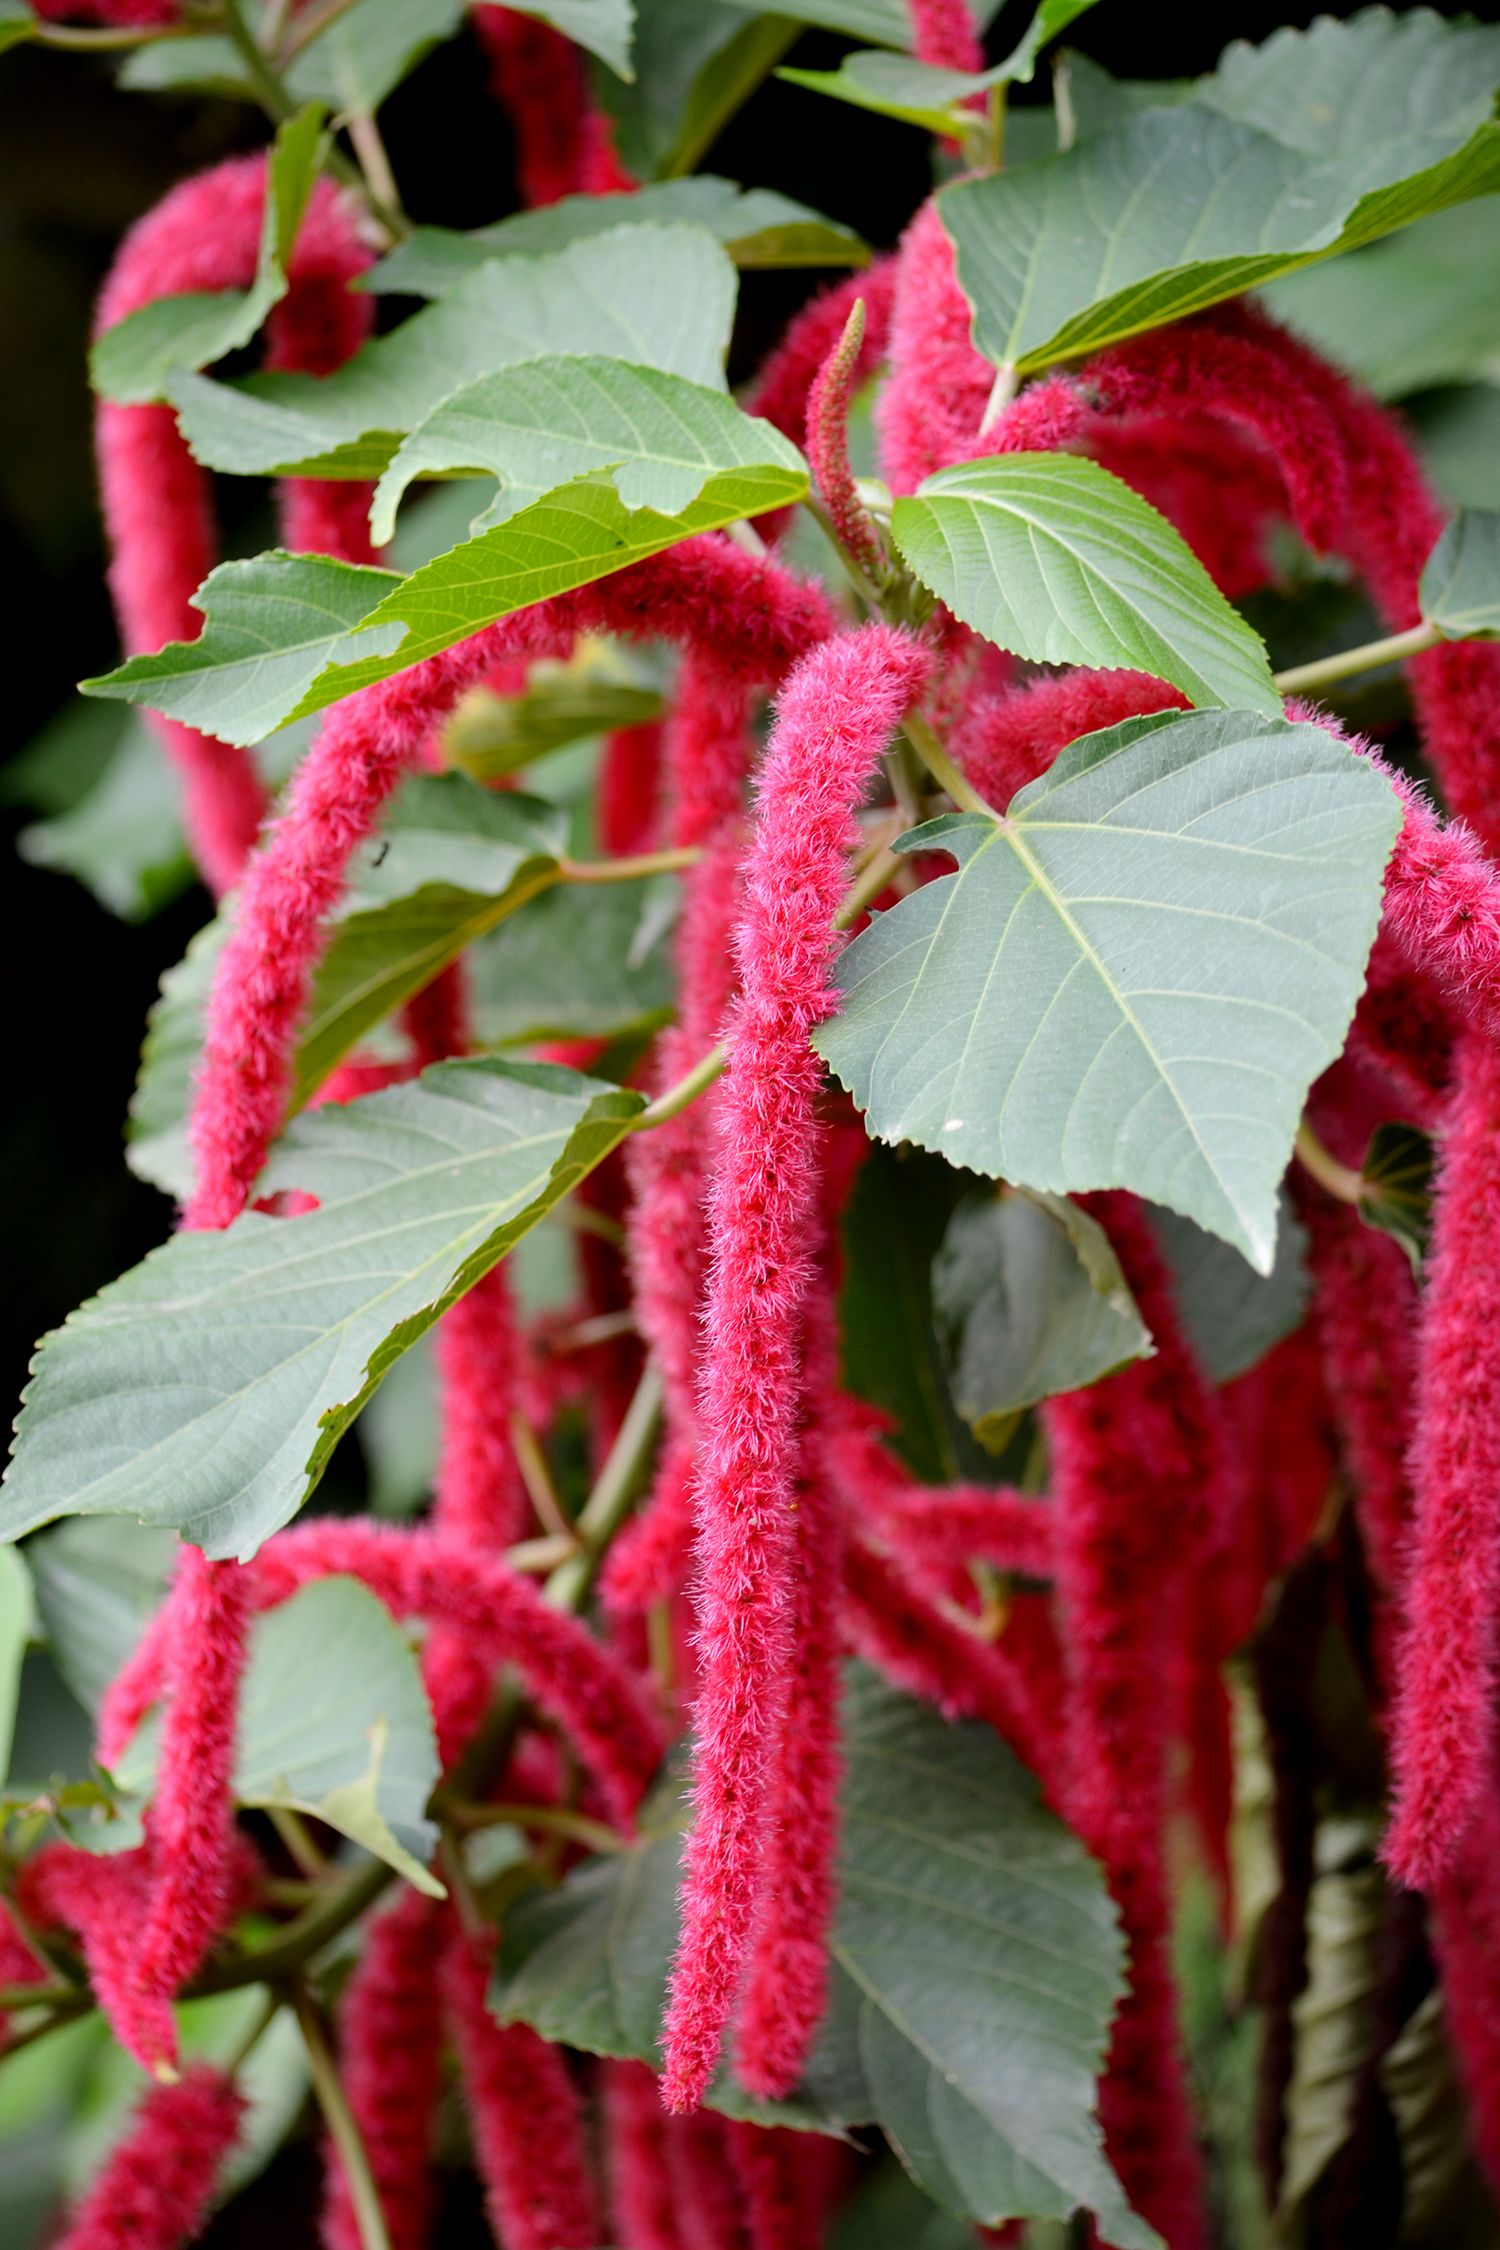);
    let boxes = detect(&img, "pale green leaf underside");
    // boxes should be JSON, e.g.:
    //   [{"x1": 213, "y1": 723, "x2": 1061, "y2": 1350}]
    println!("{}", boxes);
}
[
  {"x1": 114, "y1": 1576, "x2": 444, "y2": 1892},
  {"x1": 126, "y1": 914, "x2": 233, "y2": 1203},
  {"x1": 891, "y1": 455, "x2": 1280, "y2": 715},
  {"x1": 27, "y1": 1517, "x2": 178, "y2": 1716},
  {"x1": 815, "y1": 709, "x2": 1402, "y2": 1273},
  {"x1": 939, "y1": 10, "x2": 1500, "y2": 372},
  {"x1": 1420, "y1": 508, "x2": 1500, "y2": 640},
  {"x1": 0, "y1": 1545, "x2": 34, "y2": 1786},
  {"x1": 370, "y1": 354, "x2": 806, "y2": 544},
  {"x1": 362, "y1": 178, "x2": 869, "y2": 297},
  {"x1": 495, "y1": 1667, "x2": 1155, "y2": 2243},
  {"x1": 79, "y1": 553, "x2": 404, "y2": 749},
  {"x1": 1150, "y1": 1189, "x2": 1309, "y2": 1385},
  {"x1": 167, "y1": 224, "x2": 738, "y2": 480},
  {"x1": 0, "y1": 1059, "x2": 645, "y2": 1559}
]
